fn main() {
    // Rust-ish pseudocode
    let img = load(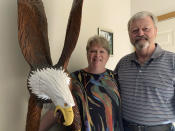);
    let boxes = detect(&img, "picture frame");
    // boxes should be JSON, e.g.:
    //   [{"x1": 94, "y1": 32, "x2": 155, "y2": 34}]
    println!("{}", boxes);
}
[{"x1": 98, "y1": 28, "x2": 113, "y2": 55}]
